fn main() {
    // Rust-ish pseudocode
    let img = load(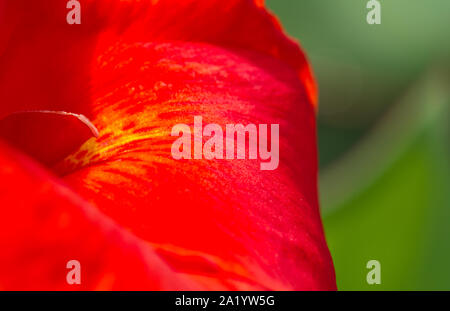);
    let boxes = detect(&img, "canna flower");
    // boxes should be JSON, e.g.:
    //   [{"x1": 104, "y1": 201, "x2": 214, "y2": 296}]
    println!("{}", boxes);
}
[{"x1": 0, "y1": 0, "x2": 336, "y2": 290}]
